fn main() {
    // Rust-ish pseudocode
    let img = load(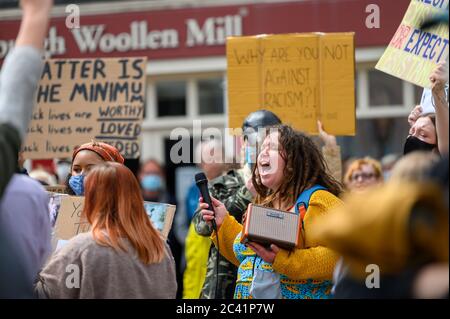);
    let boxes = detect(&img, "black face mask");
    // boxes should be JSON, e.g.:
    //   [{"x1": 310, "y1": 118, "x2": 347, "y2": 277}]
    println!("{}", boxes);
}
[{"x1": 403, "y1": 135, "x2": 436, "y2": 155}]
